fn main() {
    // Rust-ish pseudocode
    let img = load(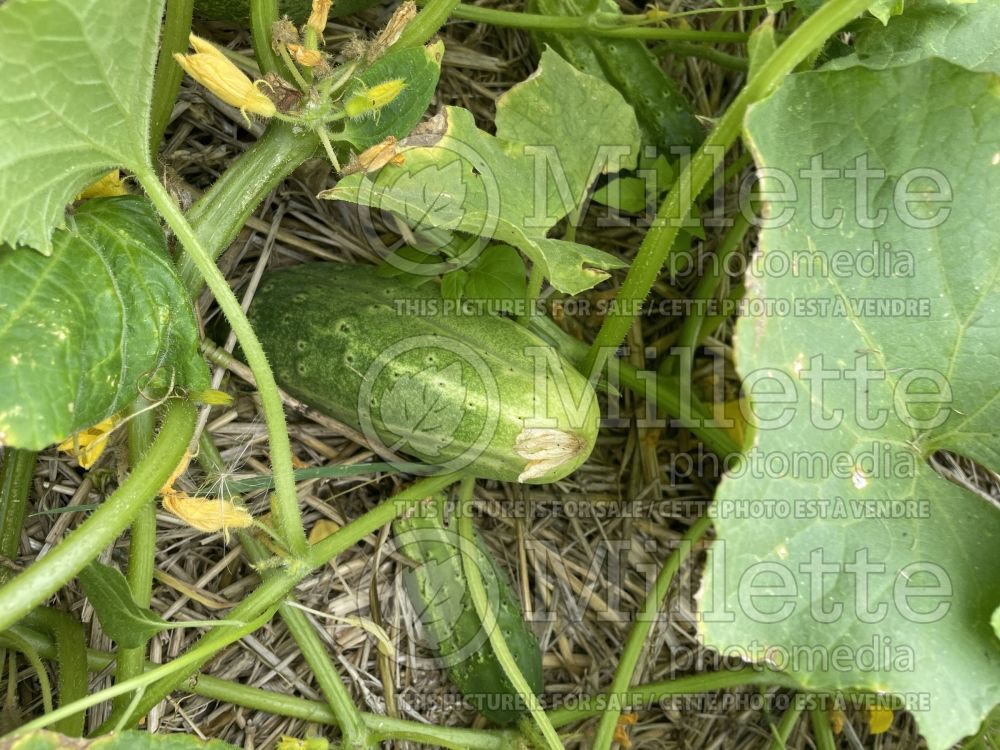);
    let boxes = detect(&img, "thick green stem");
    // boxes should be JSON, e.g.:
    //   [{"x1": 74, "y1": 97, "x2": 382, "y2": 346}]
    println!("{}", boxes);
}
[
  {"x1": 529, "y1": 316, "x2": 739, "y2": 456},
  {"x1": 767, "y1": 702, "x2": 804, "y2": 750},
  {"x1": 149, "y1": 0, "x2": 194, "y2": 157},
  {"x1": 10, "y1": 605, "x2": 278, "y2": 736},
  {"x1": 546, "y1": 668, "x2": 799, "y2": 728},
  {"x1": 440, "y1": 3, "x2": 748, "y2": 43},
  {"x1": 180, "y1": 123, "x2": 320, "y2": 296},
  {"x1": 112, "y1": 405, "x2": 160, "y2": 719},
  {"x1": 0, "y1": 400, "x2": 195, "y2": 633},
  {"x1": 140, "y1": 171, "x2": 308, "y2": 558},
  {"x1": 0, "y1": 448, "x2": 36, "y2": 585},
  {"x1": 455, "y1": 478, "x2": 562, "y2": 750},
  {"x1": 394, "y1": 0, "x2": 462, "y2": 50},
  {"x1": 591, "y1": 515, "x2": 712, "y2": 750},
  {"x1": 99, "y1": 472, "x2": 460, "y2": 732},
  {"x1": 669, "y1": 212, "x2": 752, "y2": 375},
  {"x1": 242, "y1": 534, "x2": 369, "y2": 748},
  {"x1": 810, "y1": 704, "x2": 836, "y2": 750},
  {"x1": 585, "y1": 0, "x2": 871, "y2": 373},
  {"x1": 653, "y1": 41, "x2": 748, "y2": 70},
  {"x1": 22, "y1": 608, "x2": 87, "y2": 736},
  {"x1": 6, "y1": 624, "x2": 521, "y2": 750},
  {"x1": 249, "y1": 0, "x2": 283, "y2": 75}
]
